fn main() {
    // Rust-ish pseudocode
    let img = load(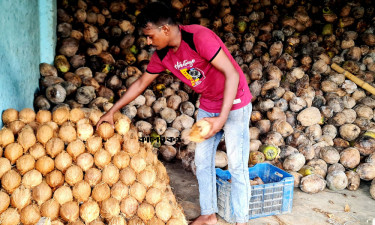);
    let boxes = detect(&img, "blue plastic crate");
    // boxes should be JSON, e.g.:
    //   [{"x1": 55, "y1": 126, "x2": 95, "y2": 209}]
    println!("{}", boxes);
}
[{"x1": 216, "y1": 163, "x2": 294, "y2": 223}]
